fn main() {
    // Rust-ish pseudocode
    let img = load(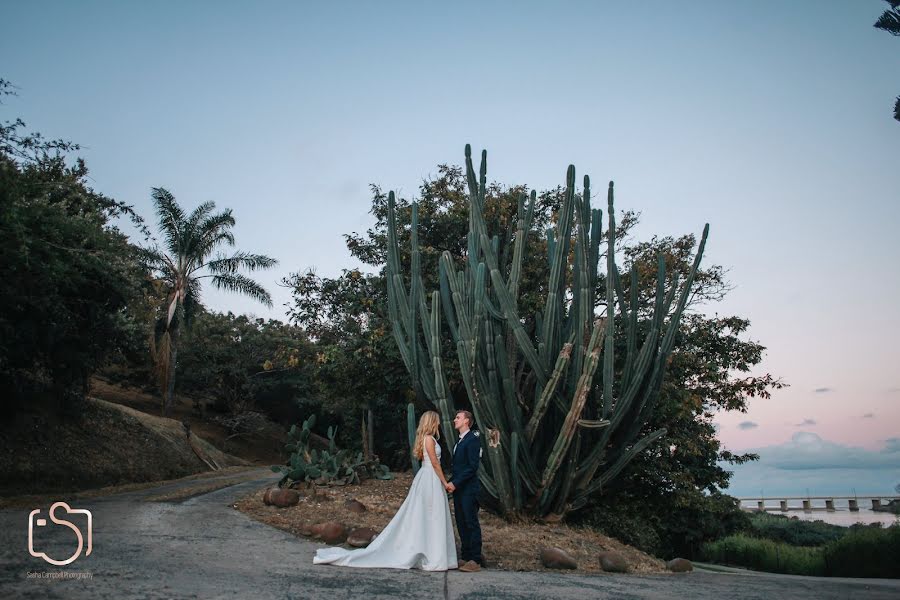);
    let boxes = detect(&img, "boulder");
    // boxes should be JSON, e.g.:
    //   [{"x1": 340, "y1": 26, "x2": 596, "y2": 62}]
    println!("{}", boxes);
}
[
  {"x1": 344, "y1": 499, "x2": 367, "y2": 513},
  {"x1": 263, "y1": 488, "x2": 300, "y2": 508},
  {"x1": 318, "y1": 521, "x2": 348, "y2": 544},
  {"x1": 598, "y1": 551, "x2": 629, "y2": 573},
  {"x1": 539, "y1": 547, "x2": 577, "y2": 570},
  {"x1": 347, "y1": 527, "x2": 379, "y2": 548},
  {"x1": 667, "y1": 558, "x2": 693, "y2": 573}
]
